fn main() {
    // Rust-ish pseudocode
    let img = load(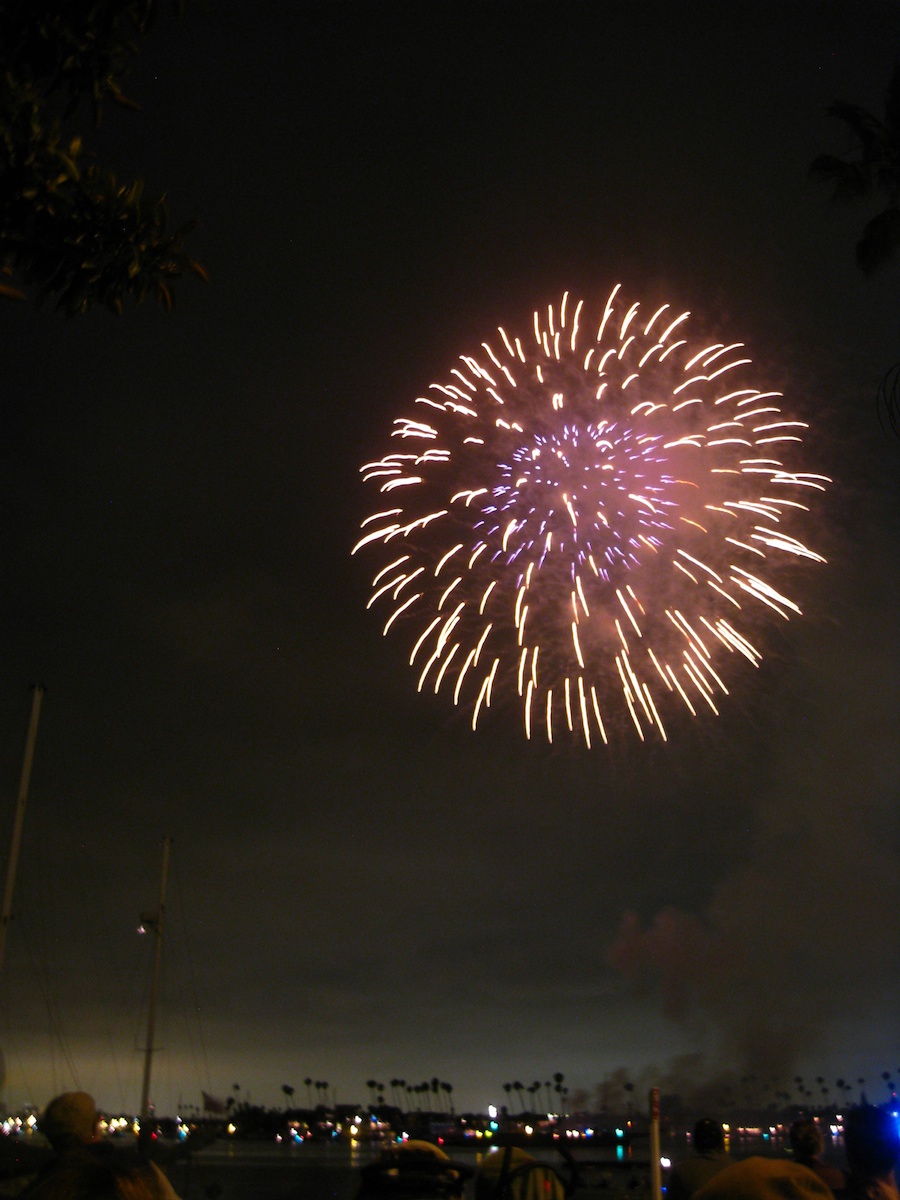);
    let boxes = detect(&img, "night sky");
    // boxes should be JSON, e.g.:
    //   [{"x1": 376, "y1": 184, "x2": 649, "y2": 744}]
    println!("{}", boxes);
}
[{"x1": 1, "y1": 1, "x2": 898, "y2": 1118}]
